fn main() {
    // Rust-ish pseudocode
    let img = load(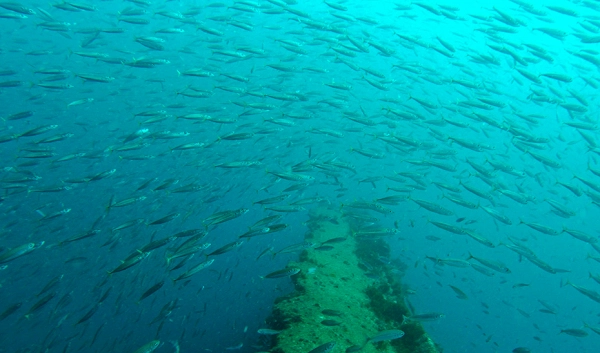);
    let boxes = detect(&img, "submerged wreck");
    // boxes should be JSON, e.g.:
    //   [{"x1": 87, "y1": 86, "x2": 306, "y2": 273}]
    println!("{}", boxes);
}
[{"x1": 263, "y1": 206, "x2": 440, "y2": 353}]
